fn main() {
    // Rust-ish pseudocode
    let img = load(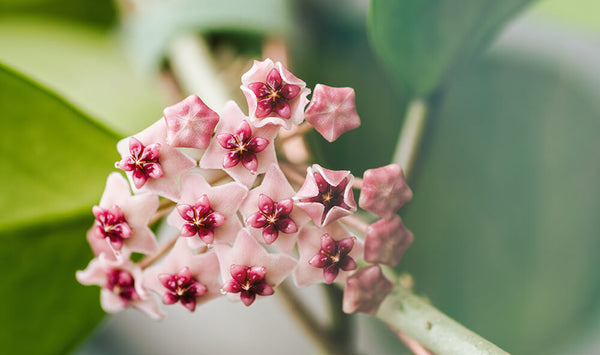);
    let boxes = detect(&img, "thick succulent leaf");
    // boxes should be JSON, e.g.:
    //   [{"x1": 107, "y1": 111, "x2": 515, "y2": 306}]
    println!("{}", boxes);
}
[
  {"x1": 0, "y1": 17, "x2": 168, "y2": 135},
  {"x1": 368, "y1": 0, "x2": 534, "y2": 95},
  {"x1": 0, "y1": 63, "x2": 117, "y2": 354},
  {"x1": 400, "y1": 28, "x2": 600, "y2": 354},
  {"x1": 123, "y1": 0, "x2": 292, "y2": 72}
]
